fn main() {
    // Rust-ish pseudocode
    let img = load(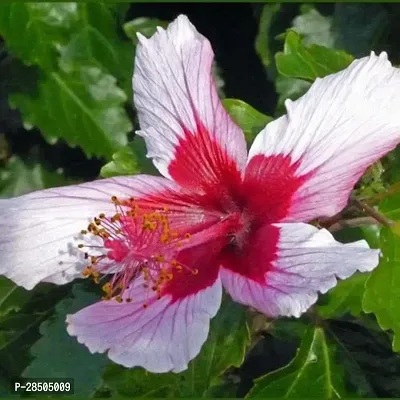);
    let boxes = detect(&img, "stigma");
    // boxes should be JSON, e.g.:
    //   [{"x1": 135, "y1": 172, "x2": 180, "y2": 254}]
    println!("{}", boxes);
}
[{"x1": 78, "y1": 196, "x2": 196, "y2": 305}]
